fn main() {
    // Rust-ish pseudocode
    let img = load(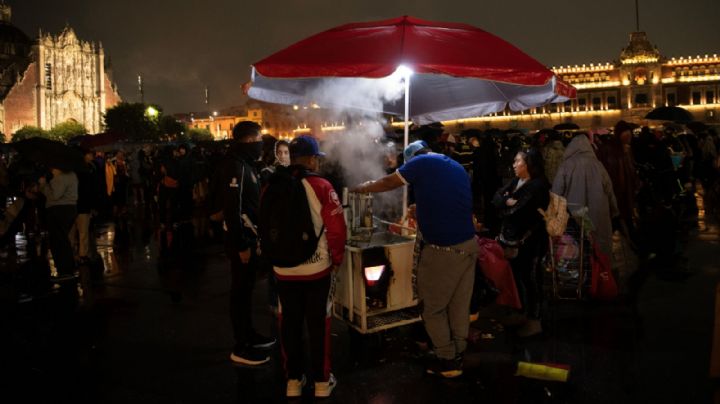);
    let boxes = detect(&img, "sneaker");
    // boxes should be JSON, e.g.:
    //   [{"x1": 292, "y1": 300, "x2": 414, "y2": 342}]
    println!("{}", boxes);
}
[
  {"x1": 229, "y1": 347, "x2": 270, "y2": 366},
  {"x1": 314, "y1": 373, "x2": 337, "y2": 398},
  {"x1": 426, "y1": 356, "x2": 463, "y2": 378},
  {"x1": 286, "y1": 375, "x2": 306, "y2": 398},
  {"x1": 250, "y1": 332, "x2": 277, "y2": 349}
]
